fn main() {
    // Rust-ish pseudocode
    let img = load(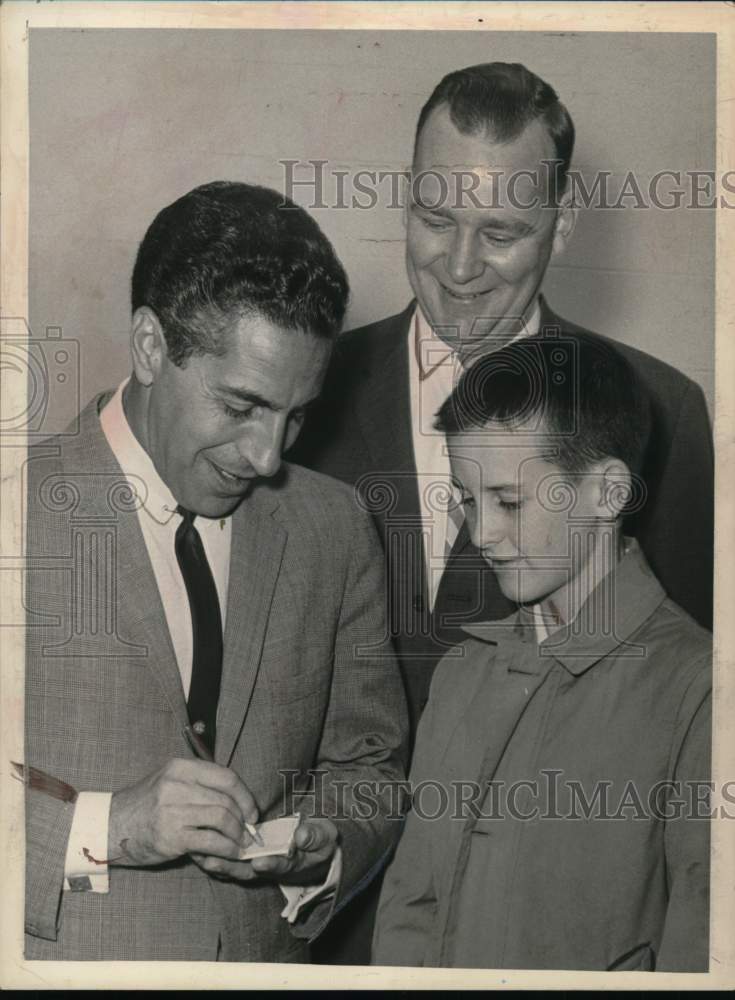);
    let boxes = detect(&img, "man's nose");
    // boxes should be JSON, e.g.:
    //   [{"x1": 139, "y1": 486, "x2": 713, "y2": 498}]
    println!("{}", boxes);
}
[
  {"x1": 238, "y1": 419, "x2": 284, "y2": 479},
  {"x1": 445, "y1": 231, "x2": 484, "y2": 285}
]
